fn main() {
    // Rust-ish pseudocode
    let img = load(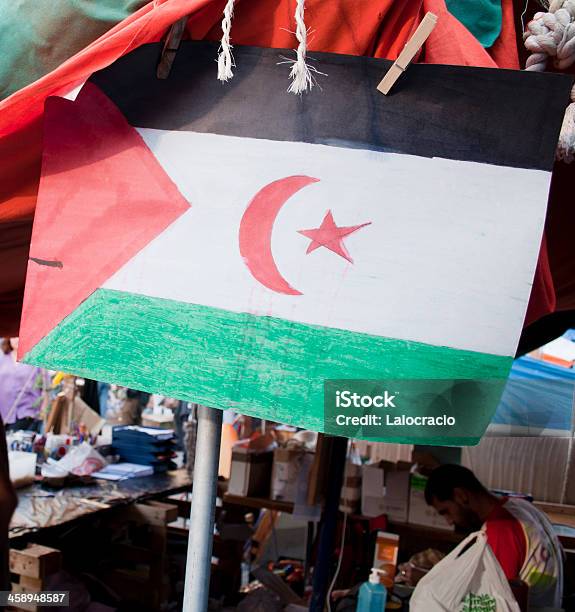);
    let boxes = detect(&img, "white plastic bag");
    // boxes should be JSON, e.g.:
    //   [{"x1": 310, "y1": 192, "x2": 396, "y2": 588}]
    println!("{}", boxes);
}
[
  {"x1": 46, "y1": 441, "x2": 106, "y2": 477},
  {"x1": 410, "y1": 531, "x2": 520, "y2": 611}
]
